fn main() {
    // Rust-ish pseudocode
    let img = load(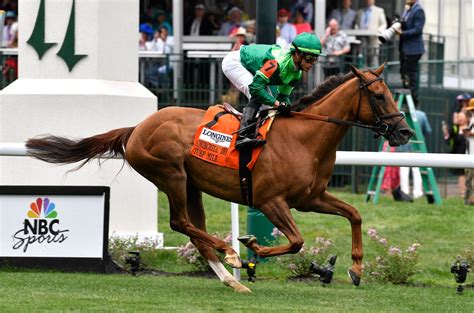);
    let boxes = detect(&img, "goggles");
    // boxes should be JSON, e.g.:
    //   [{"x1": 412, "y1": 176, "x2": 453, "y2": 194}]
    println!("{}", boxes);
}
[{"x1": 302, "y1": 53, "x2": 319, "y2": 64}]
